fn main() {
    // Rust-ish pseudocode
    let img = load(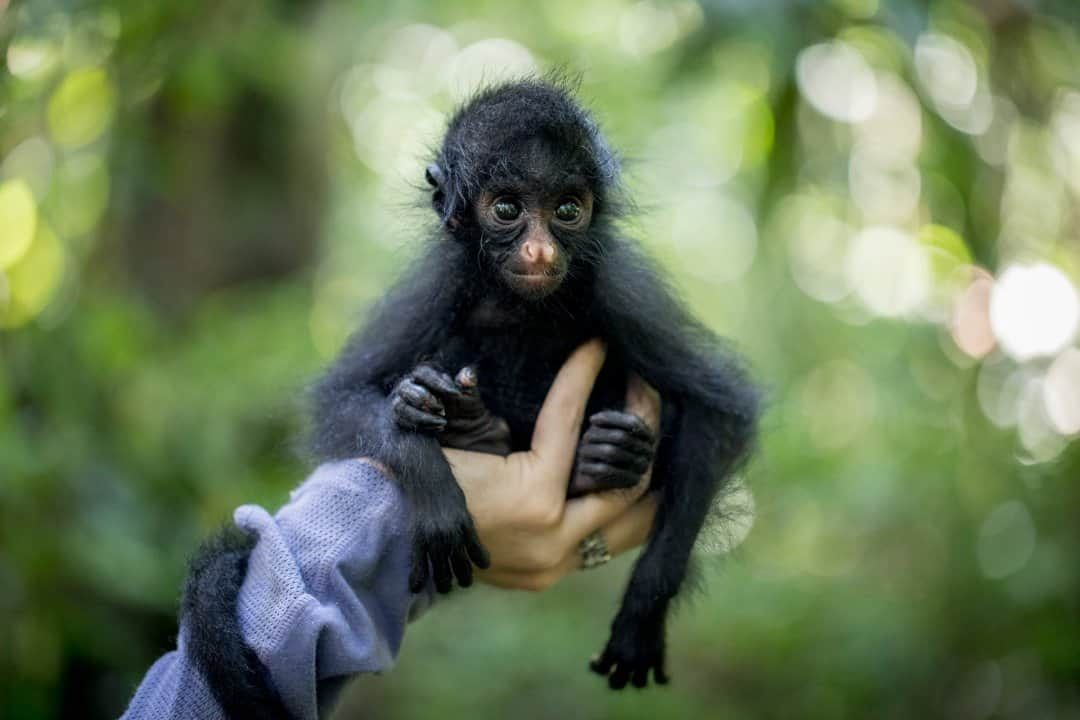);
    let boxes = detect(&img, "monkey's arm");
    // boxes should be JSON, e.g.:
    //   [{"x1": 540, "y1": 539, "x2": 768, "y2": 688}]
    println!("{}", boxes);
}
[
  {"x1": 310, "y1": 244, "x2": 489, "y2": 593},
  {"x1": 589, "y1": 240, "x2": 761, "y2": 688},
  {"x1": 310, "y1": 244, "x2": 470, "y2": 461},
  {"x1": 594, "y1": 241, "x2": 760, "y2": 425}
]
